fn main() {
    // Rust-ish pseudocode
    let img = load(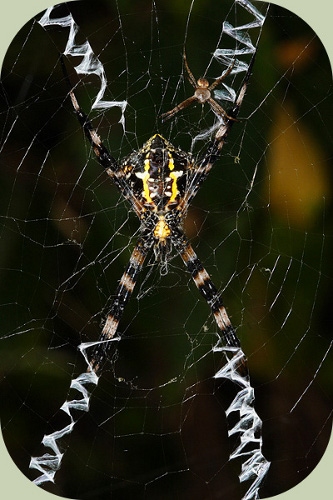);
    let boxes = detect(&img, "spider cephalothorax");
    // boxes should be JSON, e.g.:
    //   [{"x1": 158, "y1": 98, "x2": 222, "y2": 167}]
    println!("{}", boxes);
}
[{"x1": 62, "y1": 51, "x2": 254, "y2": 372}]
